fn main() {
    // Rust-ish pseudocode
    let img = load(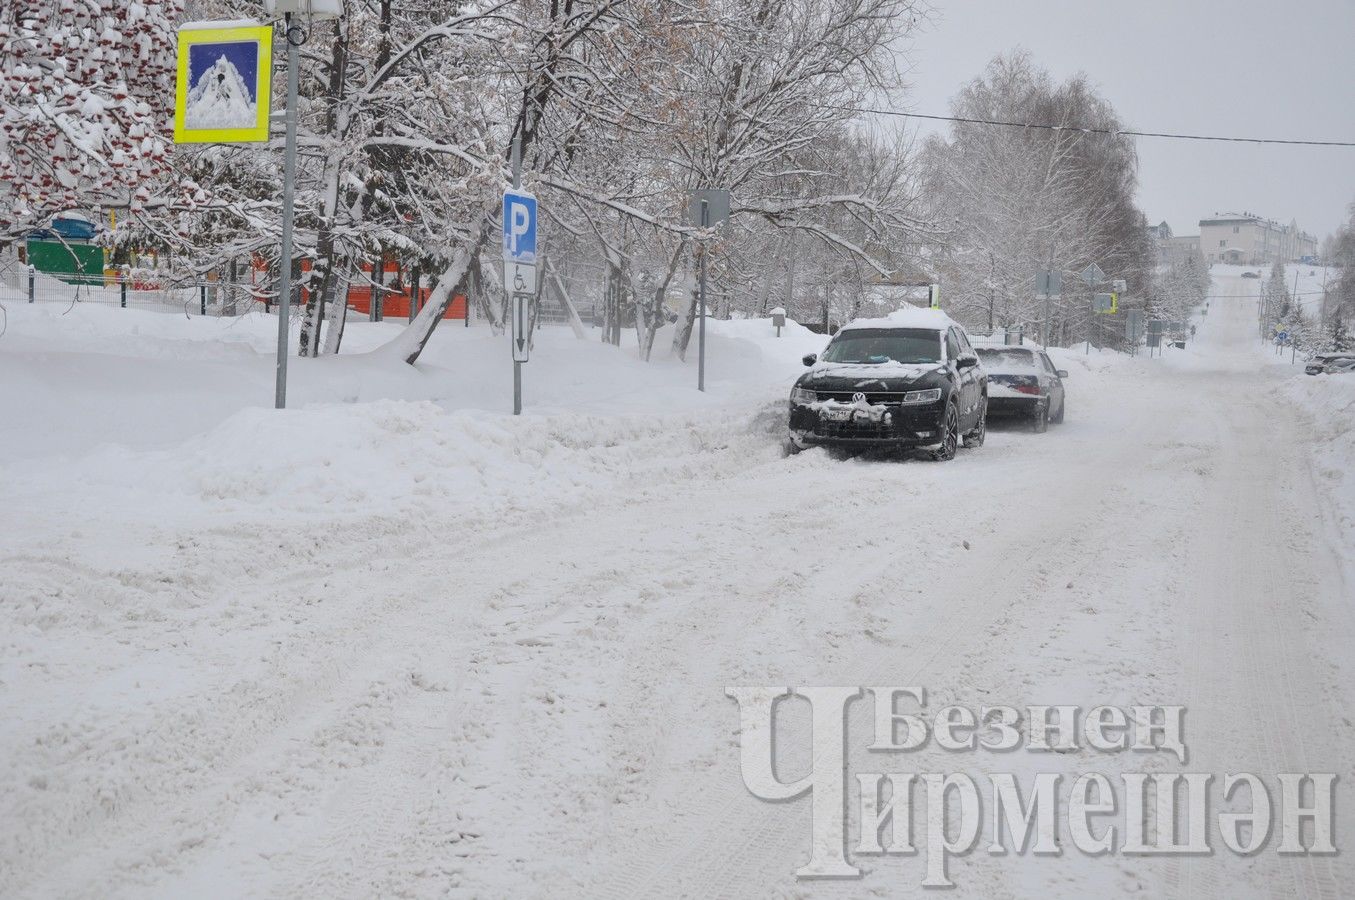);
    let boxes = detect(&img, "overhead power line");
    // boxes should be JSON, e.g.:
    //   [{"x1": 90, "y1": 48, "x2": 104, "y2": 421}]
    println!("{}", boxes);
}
[{"x1": 822, "y1": 104, "x2": 1355, "y2": 148}]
